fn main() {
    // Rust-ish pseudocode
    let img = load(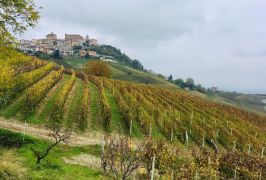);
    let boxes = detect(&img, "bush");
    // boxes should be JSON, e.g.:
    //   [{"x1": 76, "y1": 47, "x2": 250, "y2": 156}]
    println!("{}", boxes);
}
[
  {"x1": 0, "y1": 129, "x2": 35, "y2": 148},
  {"x1": 84, "y1": 60, "x2": 112, "y2": 78}
]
